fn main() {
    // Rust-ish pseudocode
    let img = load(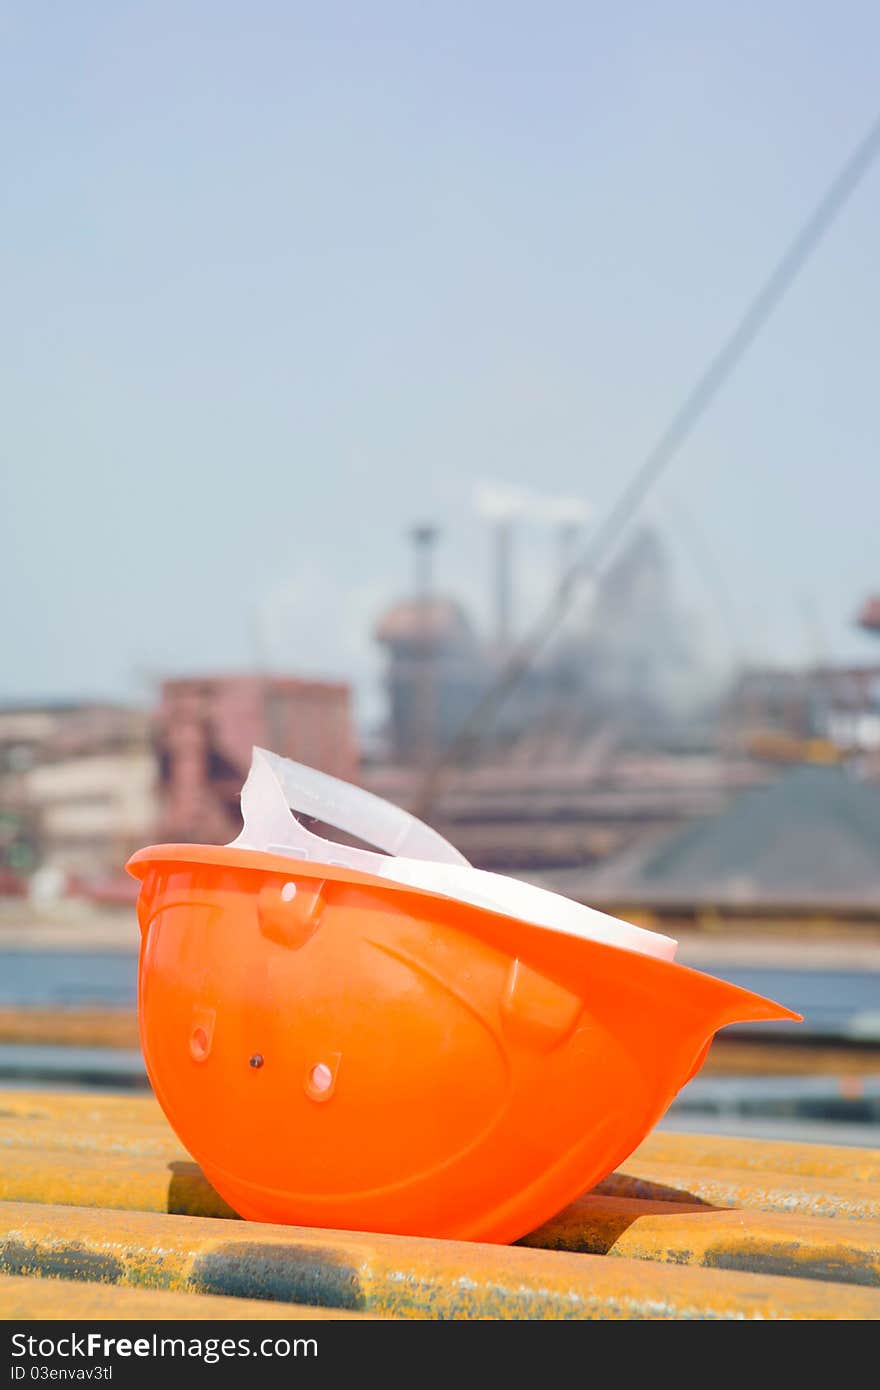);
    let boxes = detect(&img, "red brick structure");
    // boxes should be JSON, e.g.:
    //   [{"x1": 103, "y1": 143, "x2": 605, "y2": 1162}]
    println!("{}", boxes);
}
[{"x1": 156, "y1": 675, "x2": 357, "y2": 844}]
